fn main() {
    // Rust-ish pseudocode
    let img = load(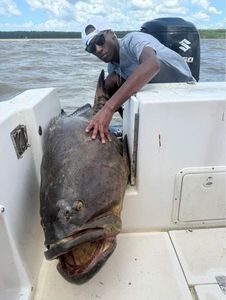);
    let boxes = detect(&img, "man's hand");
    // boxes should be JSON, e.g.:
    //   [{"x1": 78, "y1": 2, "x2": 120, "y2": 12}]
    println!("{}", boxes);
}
[{"x1": 85, "y1": 104, "x2": 113, "y2": 144}]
